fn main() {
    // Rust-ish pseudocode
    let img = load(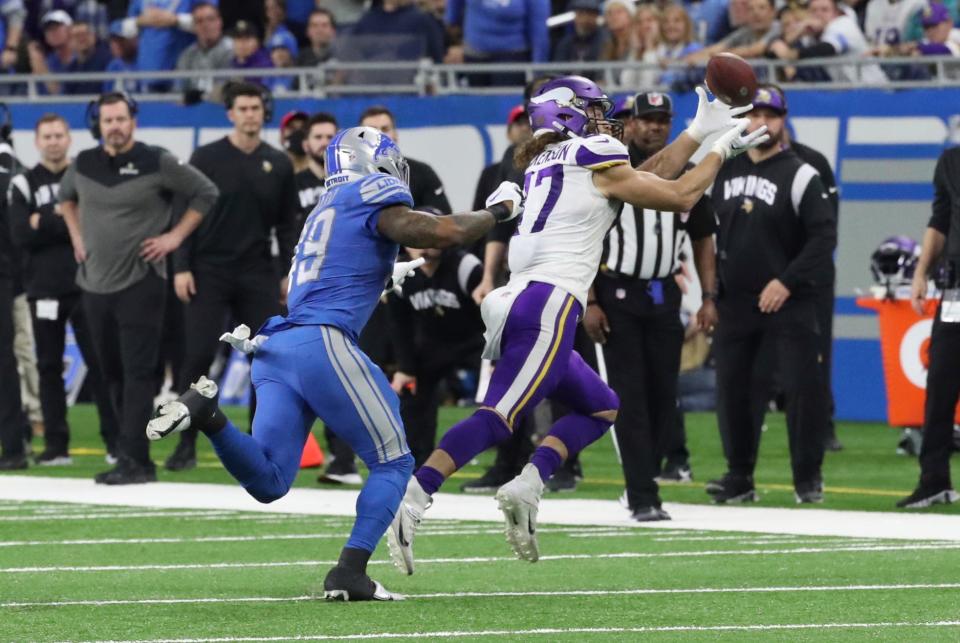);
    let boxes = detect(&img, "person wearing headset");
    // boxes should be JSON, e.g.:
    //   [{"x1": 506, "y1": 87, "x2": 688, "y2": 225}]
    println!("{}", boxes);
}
[
  {"x1": 59, "y1": 91, "x2": 219, "y2": 485},
  {"x1": 164, "y1": 81, "x2": 299, "y2": 472}
]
